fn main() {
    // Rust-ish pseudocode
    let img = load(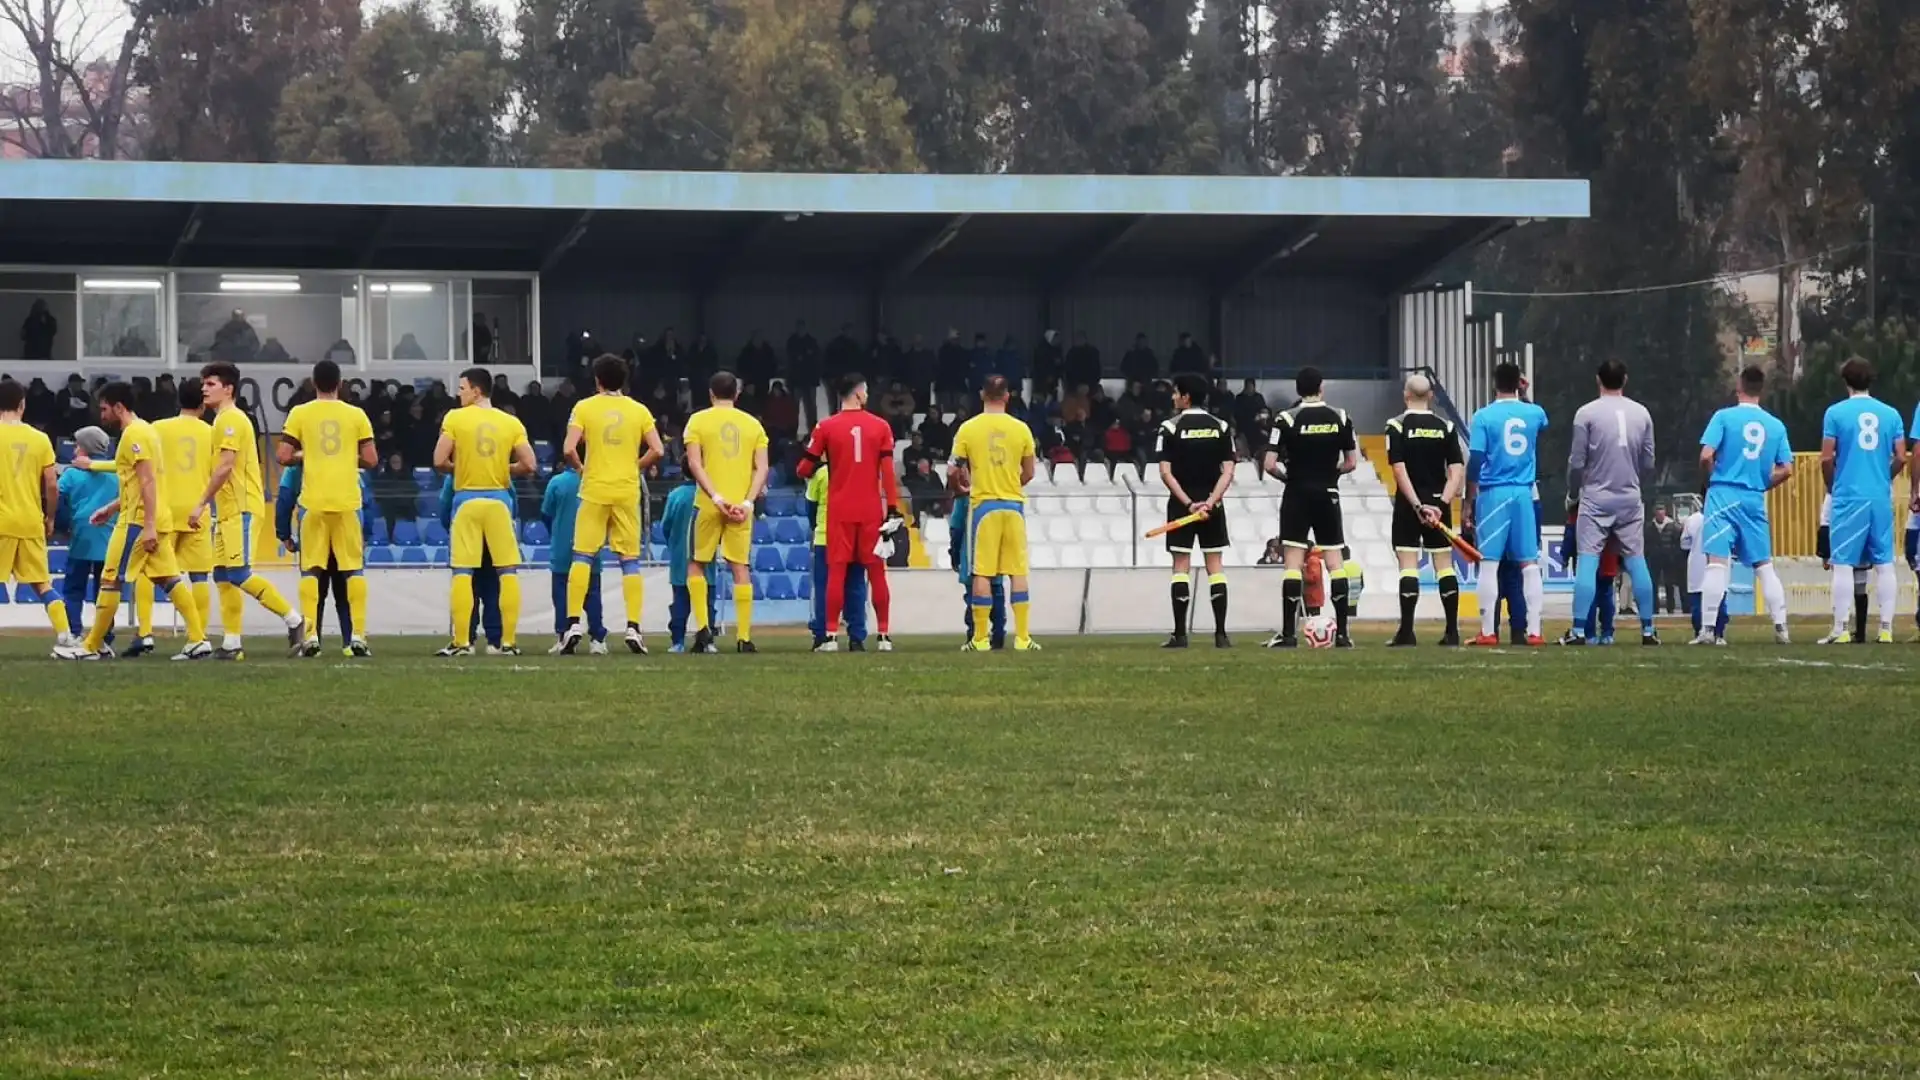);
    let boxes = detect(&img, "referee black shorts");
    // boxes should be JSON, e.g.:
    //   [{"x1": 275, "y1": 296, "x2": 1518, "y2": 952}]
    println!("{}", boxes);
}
[
  {"x1": 1165, "y1": 497, "x2": 1229, "y2": 554},
  {"x1": 1280, "y1": 486, "x2": 1344, "y2": 549},
  {"x1": 1391, "y1": 497, "x2": 1453, "y2": 553}
]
